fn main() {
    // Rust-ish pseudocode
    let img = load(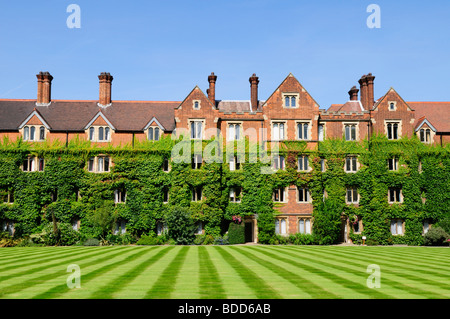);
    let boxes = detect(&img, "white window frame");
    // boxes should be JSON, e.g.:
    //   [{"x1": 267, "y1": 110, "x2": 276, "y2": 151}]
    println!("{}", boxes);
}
[
  {"x1": 385, "y1": 121, "x2": 401, "y2": 140},
  {"x1": 345, "y1": 156, "x2": 358, "y2": 173},
  {"x1": 390, "y1": 219, "x2": 404, "y2": 235},
  {"x1": 275, "y1": 217, "x2": 288, "y2": 235},
  {"x1": 229, "y1": 155, "x2": 241, "y2": 171},
  {"x1": 282, "y1": 93, "x2": 299, "y2": 108},
  {"x1": 298, "y1": 217, "x2": 312, "y2": 234},
  {"x1": 272, "y1": 121, "x2": 286, "y2": 141},
  {"x1": 190, "y1": 120, "x2": 204, "y2": 140},
  {"x1": 147, "y1": 126, "x2": 161, "y2": 141},
  {"x1": 388, "y1": 187, "x2": 403, "y2": 203},
  {"x1": 344, "y1": 123, "x2": 358, "y2": 141},
  {"x1": 272, "y1": 155, "x2": 285, "y2": 171},
  {"x1": 388, "y1": 101, "x2": 397, "y2": 111},
  {"x1": 297, "y1": 187, "x2": 310, "y2": 203},
  {"x1": 114, "y1": 189, "x2": 126, "y2": 204},
  {"x1": 346, "y1": 187, "x2": 359, "y2": 204},
  {"x1": 296, "y1": 121, "x2": 311, "y2": 141},
  {"x1": 22, "y1": 156, "x2": 44, "y2": 172},
  {"x1": 229, "y1": 187, "x2": 242, "y2": 203},
  {"x1": 273, "y1": 187, "x2": 286, "y2": 203},
  {"x1": 298, "y1": 155, "x2": 310, "y2": 172},
  {"x1": 193, "y1": 100, "x2": 201, "y2": 110},
  {"x1": 388, "y1": 157, "x2": 399, "y2": 171},
  {"x1": 227, "y1": 123, "x2": 242, "y2": 141},
  {"x1": 87, "y1": 156, "x2": 111, "y2": 173}
]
